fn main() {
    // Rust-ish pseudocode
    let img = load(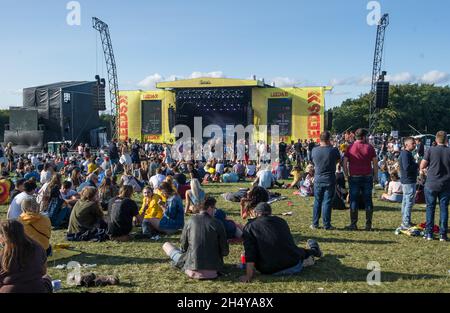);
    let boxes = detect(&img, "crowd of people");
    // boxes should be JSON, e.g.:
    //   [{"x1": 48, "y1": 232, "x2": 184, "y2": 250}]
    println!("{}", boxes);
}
[{"x1": 0, "y1": 127, "x2": 449, "y2": 292}]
